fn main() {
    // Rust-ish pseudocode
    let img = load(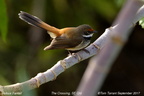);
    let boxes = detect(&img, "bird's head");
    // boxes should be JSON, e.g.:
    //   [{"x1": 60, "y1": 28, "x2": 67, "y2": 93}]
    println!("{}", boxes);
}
[{"x1": 77, "y1": 24, "x2": 97, "y2": 39}]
